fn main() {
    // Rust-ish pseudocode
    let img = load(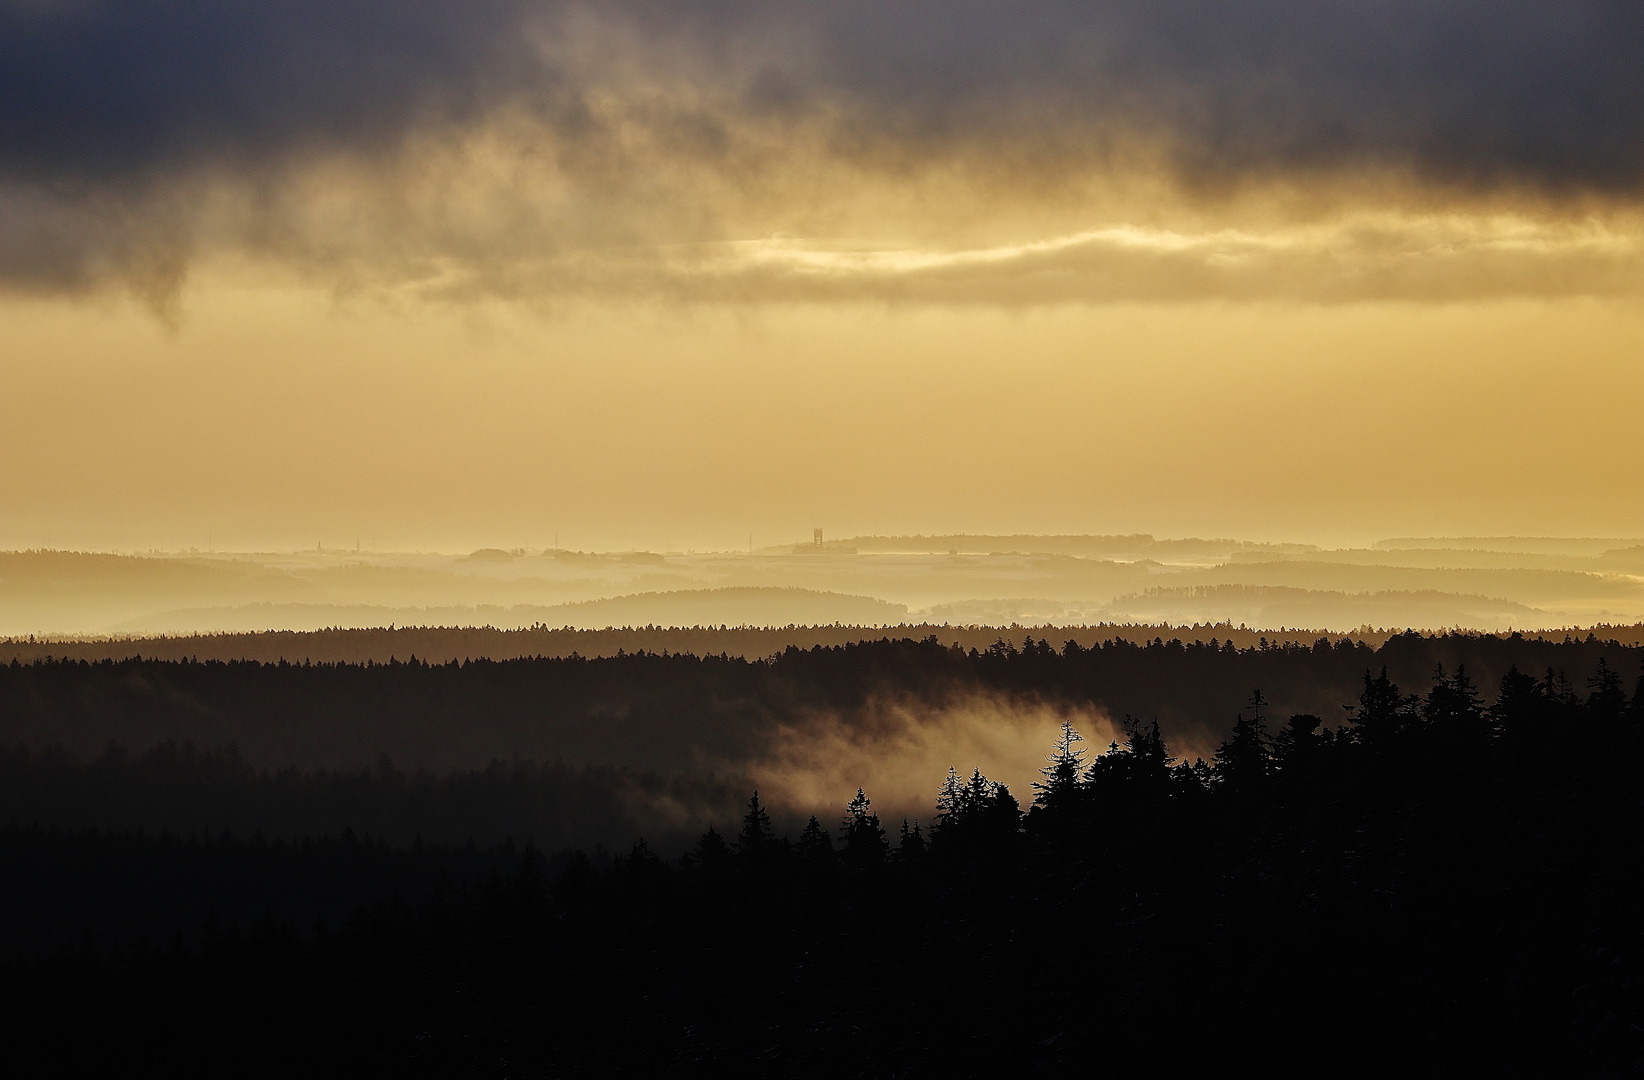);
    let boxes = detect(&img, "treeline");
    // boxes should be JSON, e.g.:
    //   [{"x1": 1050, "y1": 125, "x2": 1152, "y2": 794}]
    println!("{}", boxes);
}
[
  {"x1": 0, "y1": 620, "x2": 1391, "y2": 665},
  {"x1": 5, "y1": 656, "x2": 1644, "y2": 1074},
  {"x1": 10, "y1": 622, "x2": 1644, "y2": 670},
  {"x1": 1, "y1": 631, "x2": 1638, "y2": 773}
]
